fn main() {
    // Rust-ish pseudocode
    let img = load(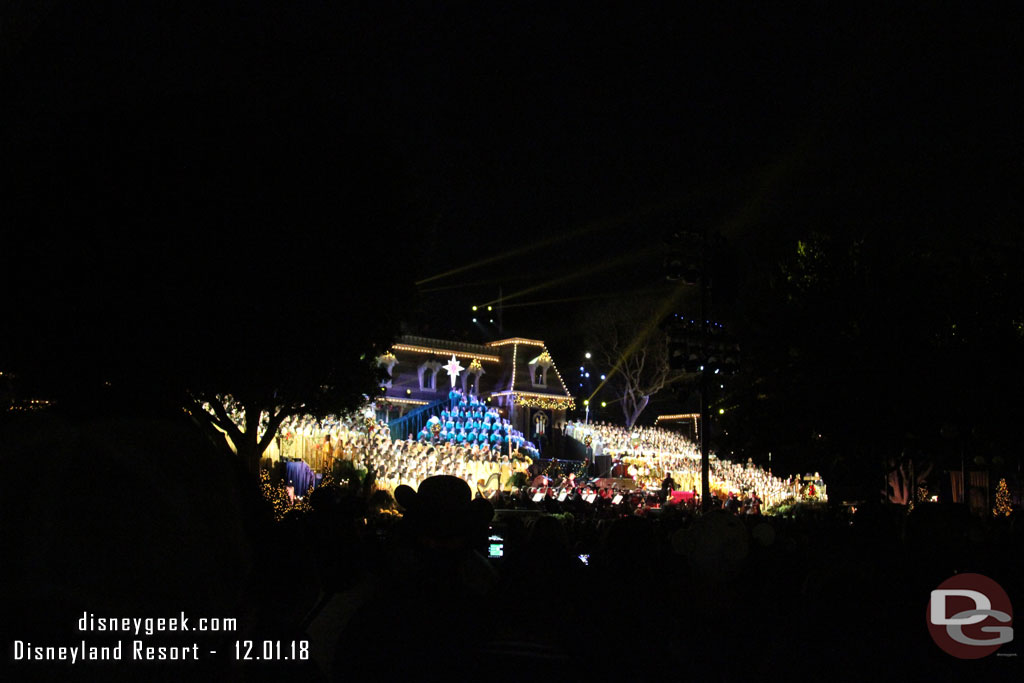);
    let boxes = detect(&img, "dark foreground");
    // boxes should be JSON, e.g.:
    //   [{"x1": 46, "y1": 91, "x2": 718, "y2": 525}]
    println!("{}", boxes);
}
[{"x1": 3, "y1": 417, "x2": 1021, "y2": 682}]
